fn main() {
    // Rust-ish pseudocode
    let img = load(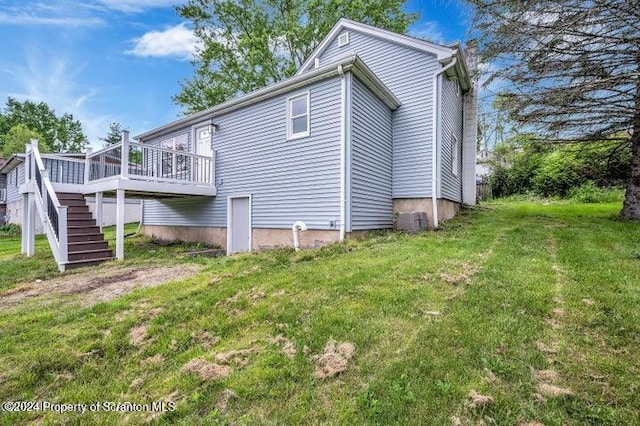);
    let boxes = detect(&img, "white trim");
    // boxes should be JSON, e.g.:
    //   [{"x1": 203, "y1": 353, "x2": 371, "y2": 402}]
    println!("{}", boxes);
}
[
  {"x1": 296, "y1": 18, "x2": 455, "y2": 76},
  {"x1": 227, "y1": 194, "x2": 252, "y2": 254},
  {"x1": 452, "y1": 133, "x2": 460, "y2": 176},
  {"x1": 286, "y1": 91, "x2": 310, "y2": 140},
  {"x1": 338, "y1": 66, "x2": 346, "y2": 241}
]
